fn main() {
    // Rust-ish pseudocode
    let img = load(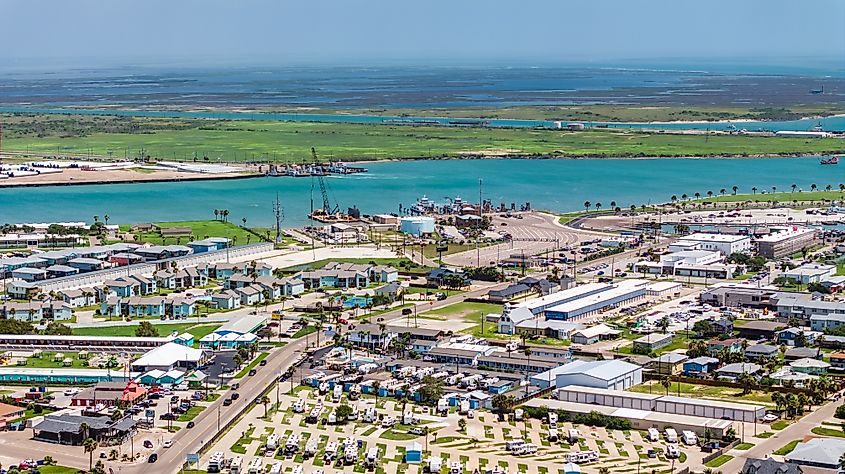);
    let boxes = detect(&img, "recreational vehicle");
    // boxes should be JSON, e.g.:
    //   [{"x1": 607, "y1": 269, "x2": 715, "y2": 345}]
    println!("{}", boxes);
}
[
  {"x1": 665, "y1": 428, "x2": 678, "y2": 443},
  {"x1": 647, "y1": 428, "x2": 659, "y2": 442},
  {"x1": 682, "y1": 431, "x2": 698, "y2": 446},
  {"x1": 427, "y1": 456, "x2": 443, "y2": 473},
  {"x1": 364, "y1": 447, "x2": 379, "y2": 468}
]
